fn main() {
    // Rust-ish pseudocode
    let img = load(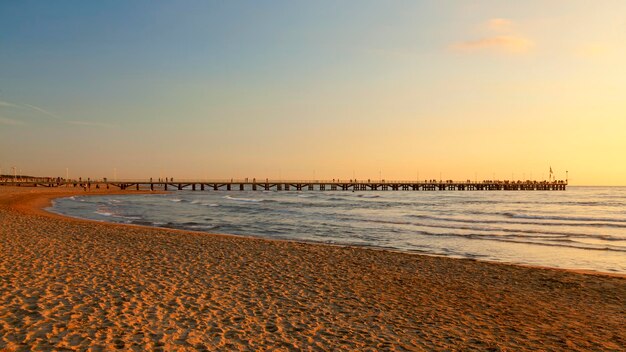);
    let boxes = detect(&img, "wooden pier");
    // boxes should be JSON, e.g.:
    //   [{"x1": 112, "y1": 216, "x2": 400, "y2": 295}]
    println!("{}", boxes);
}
[{"x1": 0, "y1": 179, "x2": 568, "y2": 191}]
